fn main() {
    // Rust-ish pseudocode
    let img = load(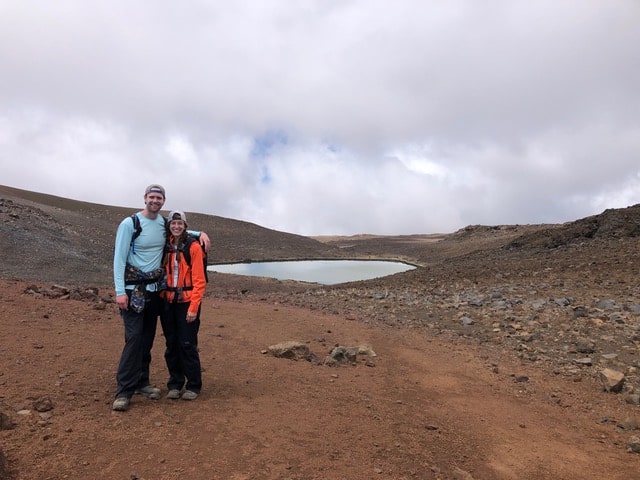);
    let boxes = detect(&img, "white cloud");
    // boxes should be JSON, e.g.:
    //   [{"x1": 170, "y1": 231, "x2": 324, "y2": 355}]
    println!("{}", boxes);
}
[{"x1": 1, "y1": 1, "x2": 639, "y2": 235}]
